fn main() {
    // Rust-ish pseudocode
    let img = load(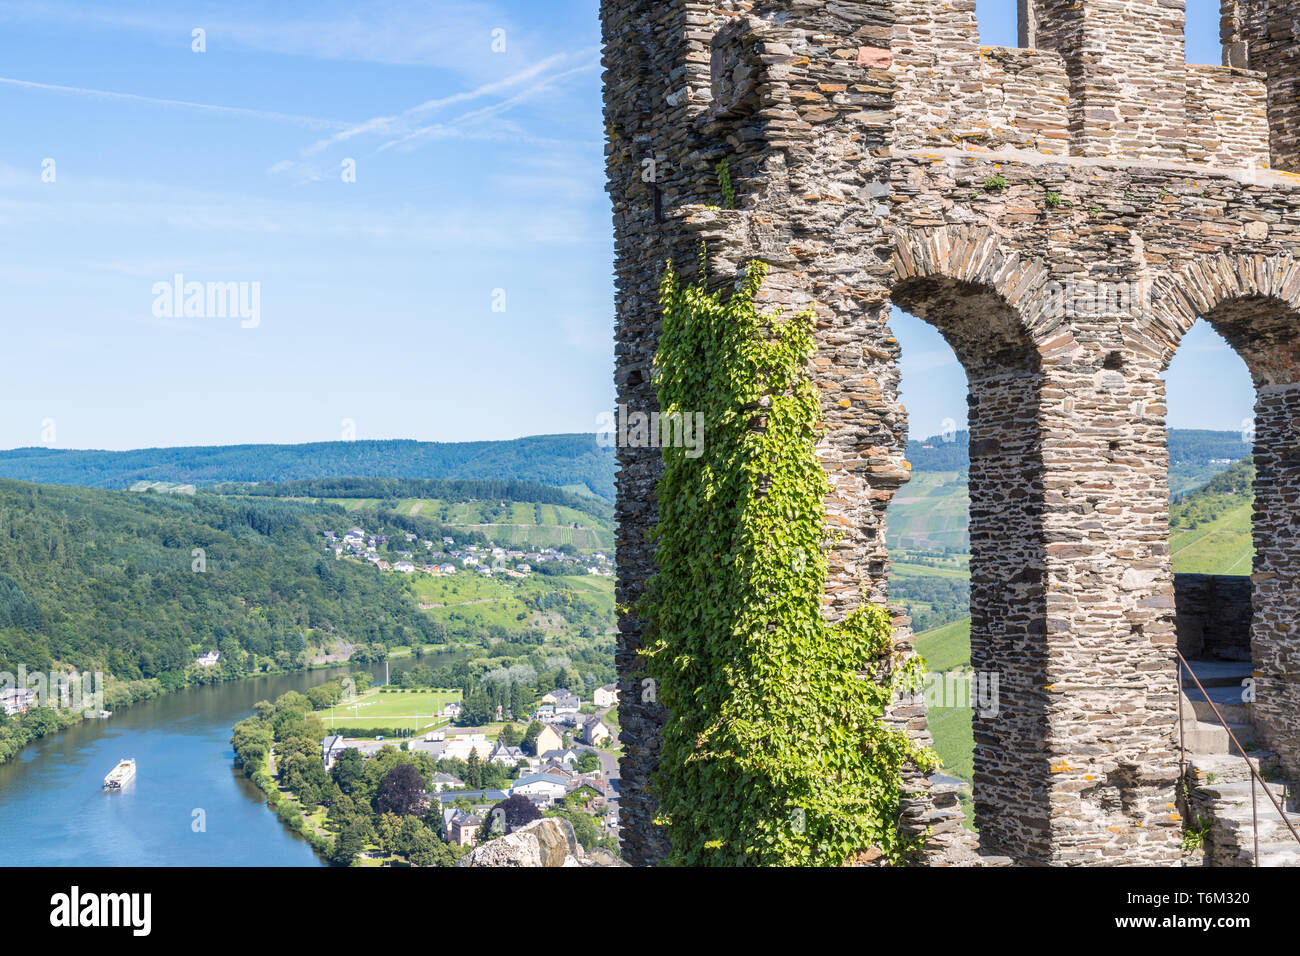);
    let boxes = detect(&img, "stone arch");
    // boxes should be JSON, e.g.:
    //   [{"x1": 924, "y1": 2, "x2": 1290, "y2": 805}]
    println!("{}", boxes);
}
[
  {"x1": 1155, "y1": 252, "x2": 1300, "y2": 783},
  {"x1": 891, "y1": 226, "x2": 1066, "y2": 359},
  {"x1": 1152, "y1": 253, "x2": 1300, "y2": 385},
  {"x1": 888, "y1": 226, "x2": 1053, "y2": 861}
]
